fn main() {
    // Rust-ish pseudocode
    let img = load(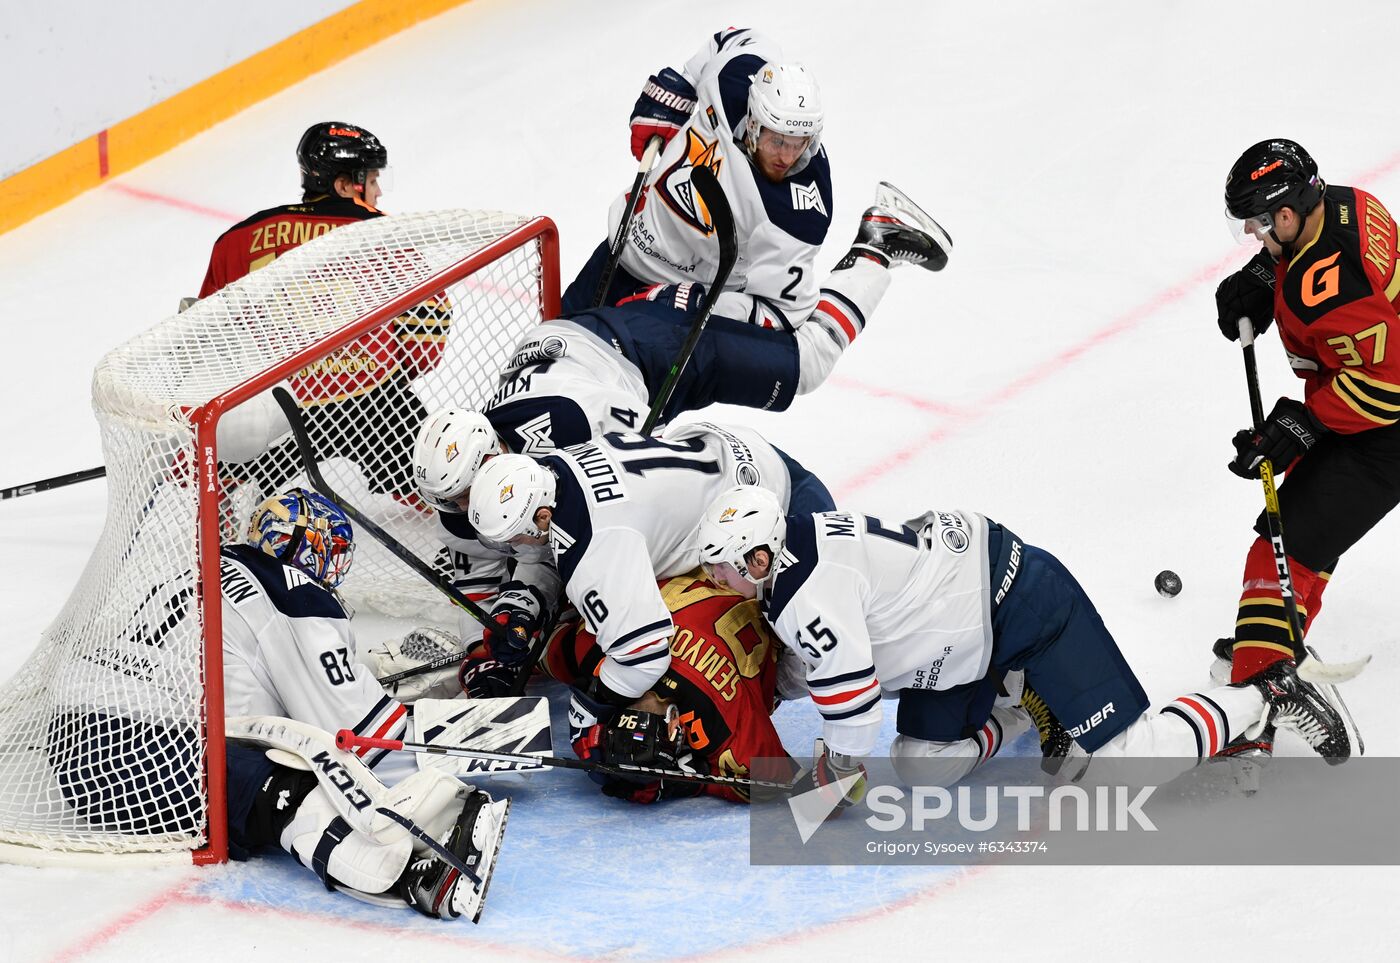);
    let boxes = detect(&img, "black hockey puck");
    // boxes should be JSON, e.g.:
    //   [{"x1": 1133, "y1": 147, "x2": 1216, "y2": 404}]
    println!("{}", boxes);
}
[{"x1": 1154, "y1": 570, "x2": 1182, "y2": 598}]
